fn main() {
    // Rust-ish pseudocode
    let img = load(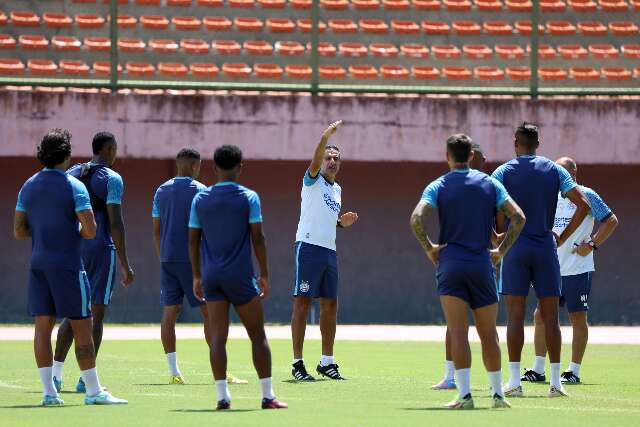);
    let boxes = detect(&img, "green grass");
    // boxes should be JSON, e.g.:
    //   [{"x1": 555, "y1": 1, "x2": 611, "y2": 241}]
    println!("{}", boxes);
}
[{"x1": 1, "y1": 339, "x2": 639, "y2": 426}]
